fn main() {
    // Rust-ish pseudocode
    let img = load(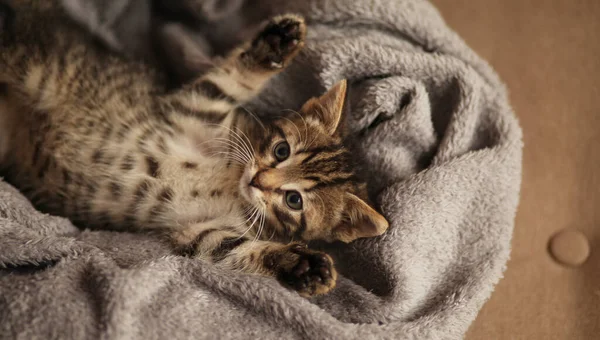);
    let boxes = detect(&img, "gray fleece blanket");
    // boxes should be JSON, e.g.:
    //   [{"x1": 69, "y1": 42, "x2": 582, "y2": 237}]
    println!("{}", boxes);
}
[{"x1": 0, "y1": 0, "x2": 523, "y2": 339}]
